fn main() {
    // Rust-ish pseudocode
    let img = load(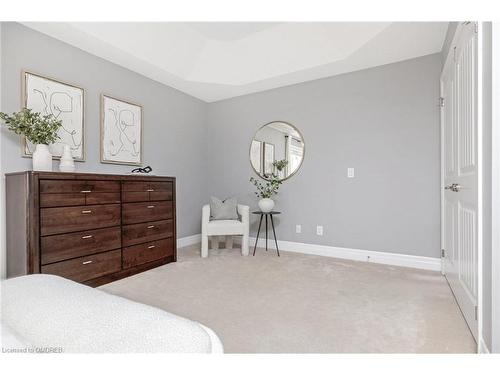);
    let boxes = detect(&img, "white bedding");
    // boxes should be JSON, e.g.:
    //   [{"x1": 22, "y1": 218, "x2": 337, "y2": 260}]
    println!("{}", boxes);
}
[{"x1": 1, "y1": 274, "x2": 223, "y2": 353}]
